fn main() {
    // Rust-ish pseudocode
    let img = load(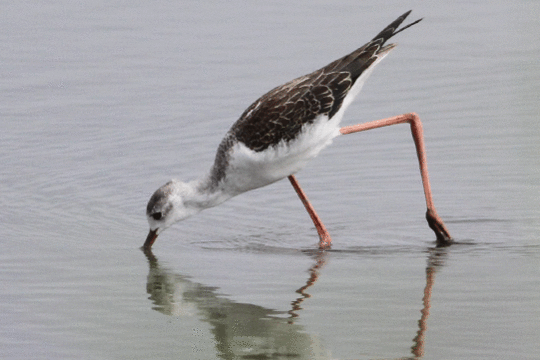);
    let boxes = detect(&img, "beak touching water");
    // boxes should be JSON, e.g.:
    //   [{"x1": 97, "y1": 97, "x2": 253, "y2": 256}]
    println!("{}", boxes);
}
[{"x1": 143, "y1": 229, "x2": 158, "y2": 250}]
